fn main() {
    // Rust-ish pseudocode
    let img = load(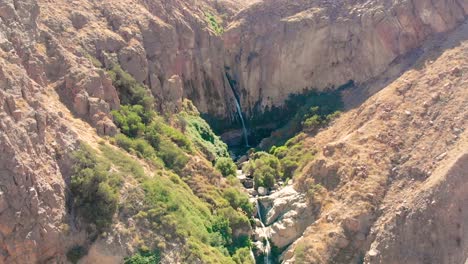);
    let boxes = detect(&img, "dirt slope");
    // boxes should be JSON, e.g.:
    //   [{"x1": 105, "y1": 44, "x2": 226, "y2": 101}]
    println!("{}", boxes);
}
[{"x1": 283, "y1": 20, "x2": 468, "y2": 264}]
